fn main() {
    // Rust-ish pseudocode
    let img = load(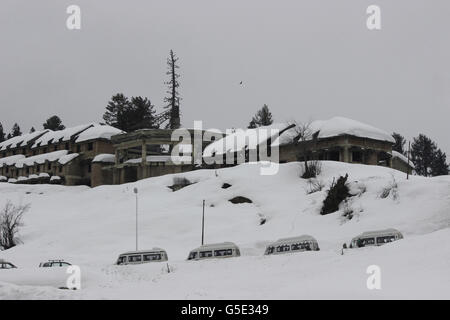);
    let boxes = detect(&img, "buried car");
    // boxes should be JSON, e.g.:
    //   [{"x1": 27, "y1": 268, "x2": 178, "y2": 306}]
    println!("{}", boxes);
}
[
  {"x1": 116, "y1": 248, "x2": 169, "y2": 265},
  {"x1": 349, "y1": 228, "x2": 403, "y2": 248},
  {"x1": 264, "y1": 235, "x2": 320, "y2": 255},
  {"x1": 188, "y1": 242, "x2": 241, "y2": 261},
  {"x1": 0, "y1": 259, "x2": 17, "y2": 269}
]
